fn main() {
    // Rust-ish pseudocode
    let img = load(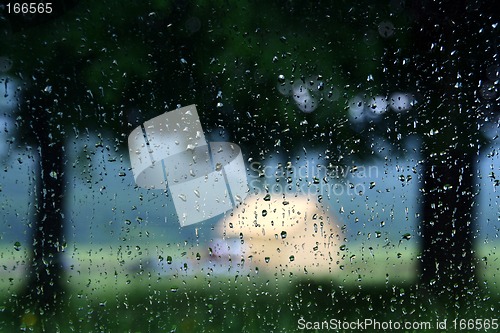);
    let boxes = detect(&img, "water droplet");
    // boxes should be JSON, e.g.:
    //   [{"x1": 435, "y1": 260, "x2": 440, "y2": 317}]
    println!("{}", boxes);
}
[{"x1": 235, "y1": 195, "x2": 243, "y2": 204}]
